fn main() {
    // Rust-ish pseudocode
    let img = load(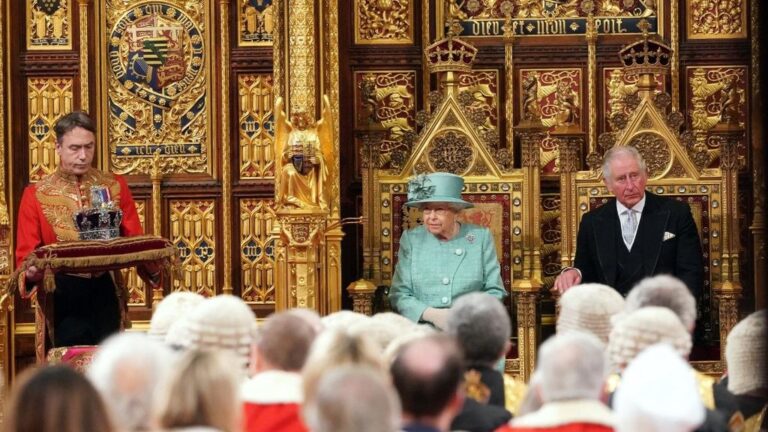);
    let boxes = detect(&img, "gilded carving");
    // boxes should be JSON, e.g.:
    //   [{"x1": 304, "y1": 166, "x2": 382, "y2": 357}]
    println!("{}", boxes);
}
[
  {"x1": 287, "y1": 0, "x2": 315, "y2": 115},
  {"x1": 240, "y1": 199, "x2": 277, "y2": 304},
  {"x1": 444, "y1": 0, "x2": 659, "y2": 37},
  {"x1": 457, "y1": 70, "x2": 499, "y2": 135},
  {"x1": 170, "y1": 199, "x2": 216, "y2": 297},
  {"x1": 541, "y1": 195, "x2": 562, "y2": 290},
  {"x1": 628, "y1": 132, "x2": 672, "y2": 177},
  {"x1": 238, "y1": 0, "x2": 274, "y2": 46},
  {"x1": 688, "y1": 0, "x2": 746, "y2": 39},
  {"x1": 427, "y1": 131, "x2": 474, "y2": 174},
  {"x1": 688, "y1": 67, "x2": 747, "y2": 130},
  {"x1": 519, "y1": 69, "x2": 581, "y2": 133},
  {"x1": 27, "y1": 78, "x2": 74, "y2": 182},
  {"x1": 27, "y1": 0, "x2": 71, "y2": 50},
  {"x1": 79, "y1": 0, "x2": 90, "y2": 109},
  {"x1": 105, "y1": 1, "x2": 212, "y2": 175},
  {"x1": 354, "y1": 0, "x2": 413, "y2": 44},
  {"x1": 274, "y1": 96, "x2": 335, "y2": 210},
  {"x1": 122, "y1": 200, "x2": 147, "y2": 305},
  {"x1": 238, "y1": 74, "x2": 276, "y2": 179},
  {"x1": 604, "y1": 68, "x2": 664, "y2": 130}
]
